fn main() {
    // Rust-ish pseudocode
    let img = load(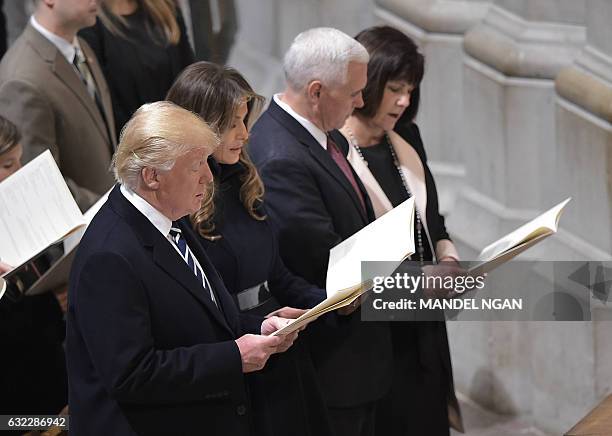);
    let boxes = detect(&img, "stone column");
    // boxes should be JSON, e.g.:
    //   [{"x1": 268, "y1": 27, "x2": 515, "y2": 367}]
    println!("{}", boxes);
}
[
  {"x1": 226, "y1": 0, "x2": 284, "y2": 97},
  {"x1": 456, "y1": 0, "x2": 586, "y2": 252},
  {"x1": 444, "y1": 2, "x2": 612, "y2": 435},
  {"x1": 554, "y1": 0, "x2": 612, "y2": 256},
  {"x1": 543, "y1": 0, "x2": 612, "y2": 432},
  {"x1": 228, "y1": 0, "x2": 376, "y2": 98},
  {"x1": 373, "y1": 0, "x2": 490, "y2": 214}
]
